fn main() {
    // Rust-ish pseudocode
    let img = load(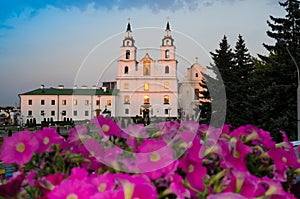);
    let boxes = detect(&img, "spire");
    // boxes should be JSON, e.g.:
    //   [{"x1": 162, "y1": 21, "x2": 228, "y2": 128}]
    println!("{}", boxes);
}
[
  {"x1": 125, "y1": 18, "x2": 132, "y2": 38},
  {"x1": 126, "y1": 18, "x2": 131, "y2": 32},
  {"x1": 166, "y1": 17, "x2": 171, "y2": 31},
  {"x1": 165, "y1": 17, "x2": 171, "y2": 37}
]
